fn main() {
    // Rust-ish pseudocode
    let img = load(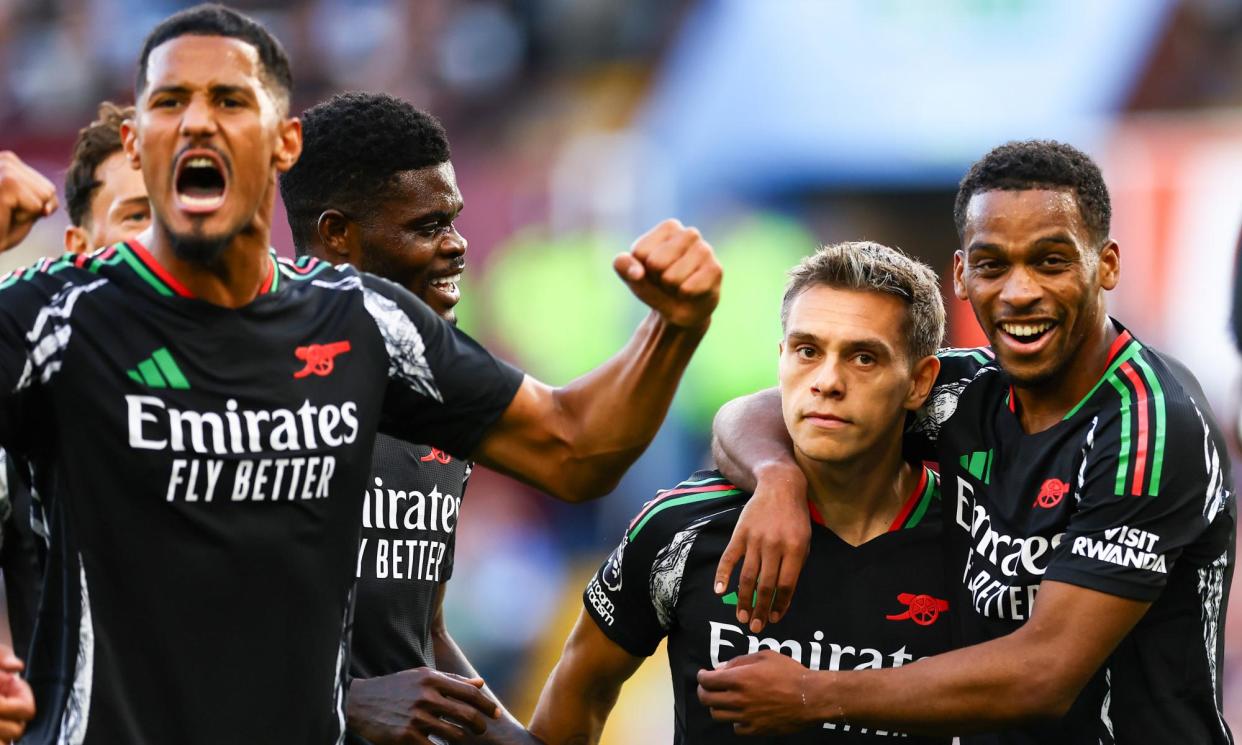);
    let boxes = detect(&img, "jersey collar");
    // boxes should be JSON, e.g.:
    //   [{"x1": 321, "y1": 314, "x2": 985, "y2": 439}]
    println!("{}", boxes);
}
[
  {"x1": 118, "y1": 239, "x2": 280, "y2": 299},
  {"x1": 806, "y1": 464, "x2": 937, "y2": 533}
]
